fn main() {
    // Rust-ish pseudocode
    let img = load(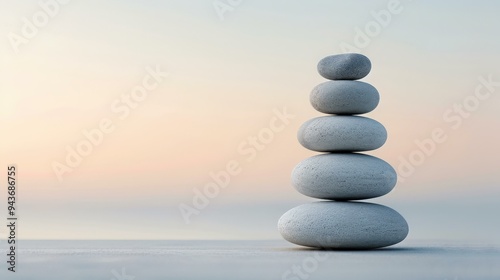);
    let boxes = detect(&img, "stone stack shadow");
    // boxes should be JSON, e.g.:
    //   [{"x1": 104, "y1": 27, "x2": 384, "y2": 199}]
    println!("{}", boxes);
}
[{"x1": 278, "y1": 53, "x2": 409, "y2": 249}]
